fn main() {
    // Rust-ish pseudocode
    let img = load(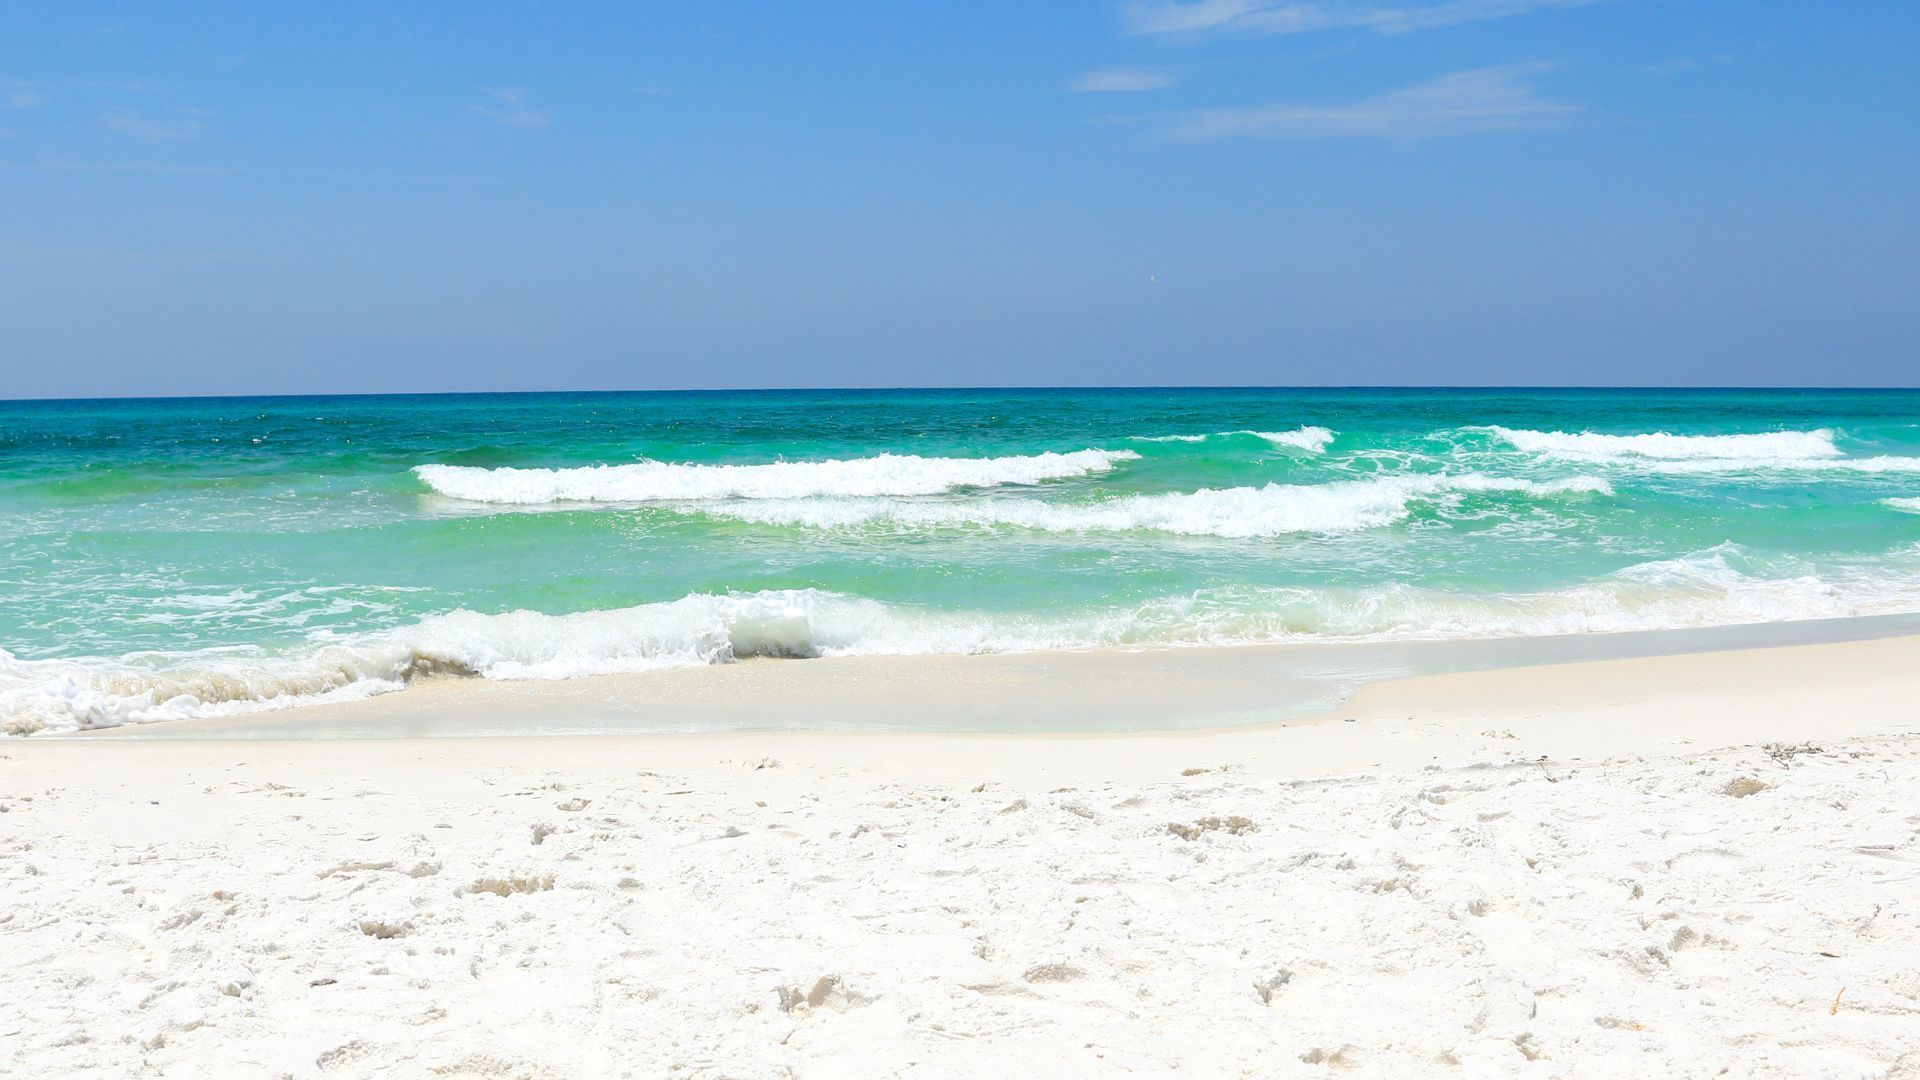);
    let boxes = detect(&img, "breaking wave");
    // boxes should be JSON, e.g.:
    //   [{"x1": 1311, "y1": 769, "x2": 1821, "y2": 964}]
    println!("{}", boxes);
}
[
  {"x1": 1, "y1": 591, "x2": 852, "y2": 735},
  {"x1": 9, "y1": 547, "x2": 1919, "y2": 734},
  {"x1": 1627, "y1": 455, "x2": 1920, "y2": 476},
  {"x1": 1247, "y1": 427, "x2": 1336, "y2": 451},
  {"x1": 1131, "y1": 426, "x2": 1334, "y2": 451},
  {"x1": 1485, "y1": 426, "x2": 1842, "y2": 462},
  {"x1": 414, "y1": 448, "x2": 1139, "y2": 504},
  {"x1": 1482, "y1": 426, "x2": 1920, "y2": 475},
  {"x1": 688, "y1": 473, "x2": 1613, "y2": 538}
]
